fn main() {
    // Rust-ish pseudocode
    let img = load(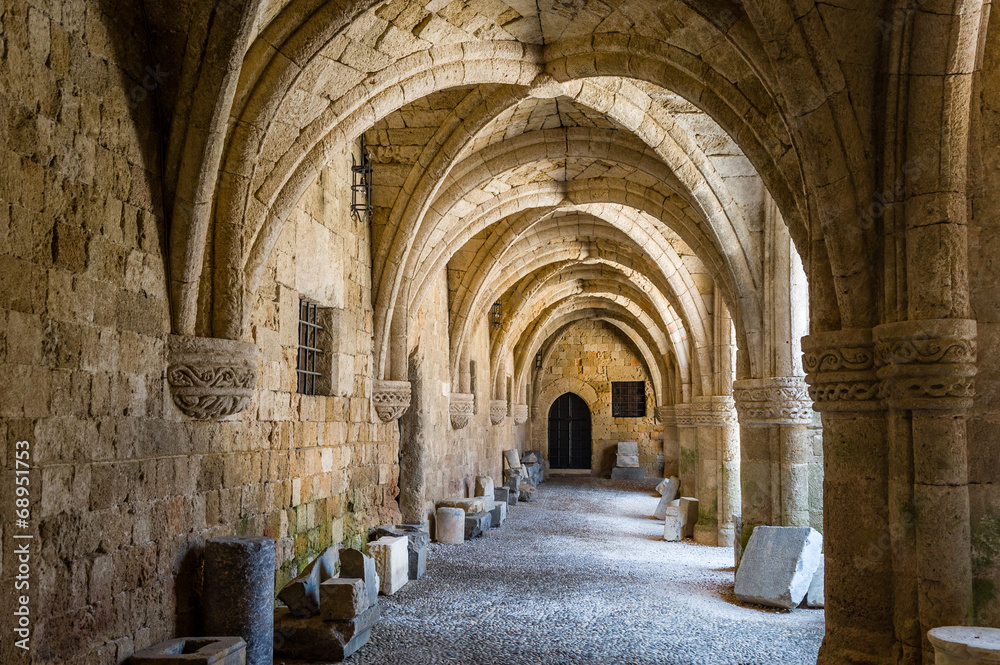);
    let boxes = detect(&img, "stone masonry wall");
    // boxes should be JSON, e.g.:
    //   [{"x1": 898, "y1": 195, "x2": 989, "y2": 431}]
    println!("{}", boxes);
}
[{"x1": 530, "y1": 320, "x2": 659, "y2": 477}]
